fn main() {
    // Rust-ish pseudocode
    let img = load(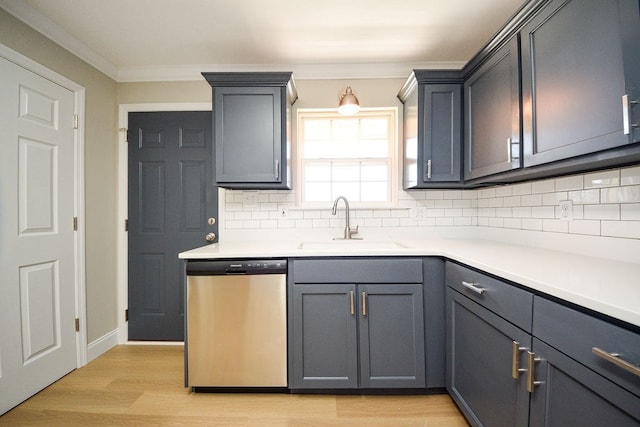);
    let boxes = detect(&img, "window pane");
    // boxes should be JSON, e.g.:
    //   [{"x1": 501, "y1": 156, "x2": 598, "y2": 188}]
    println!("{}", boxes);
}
[
  {"x1": 304, "y1": 163, "x2": 331, "y2": 181},
  {"x1": 361, "y1": 164, "x2": 388, "y2": 181},
  {"x1": 299, "y1": 109, "x2": 395, "y2": 205},
  {"x1": 362, "y1": 182, "x2": 388, "y2": 201},
  {"x1": 305, "y1": 182, "x2": 331, "y2": 202},
  {"x1": 360, "y1": 118, "x2": 387, "y2": 139},
  {"x1": 333, "y1": 164, "x2": 360, "y2": 181},
  {"x1": 305, "y1": 119, "x2": 332, "y2": 140},
  {"x1": 332, "y1": 182, "x2": 360, "y2": 201}
]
